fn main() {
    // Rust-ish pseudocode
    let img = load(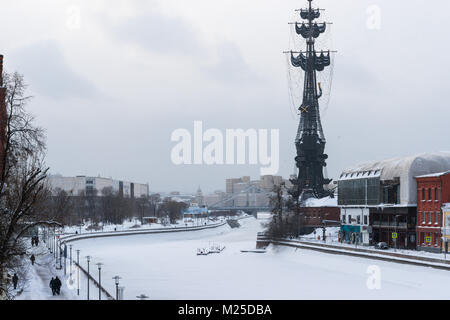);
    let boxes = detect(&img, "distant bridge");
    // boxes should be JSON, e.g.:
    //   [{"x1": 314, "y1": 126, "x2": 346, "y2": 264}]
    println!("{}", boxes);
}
[
  {"x1": 209, "y1": 206, "x2": 270, "y2": 213},
  {"x1": 208, "y1": 183, "x2": 273, "y2": 214}
]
